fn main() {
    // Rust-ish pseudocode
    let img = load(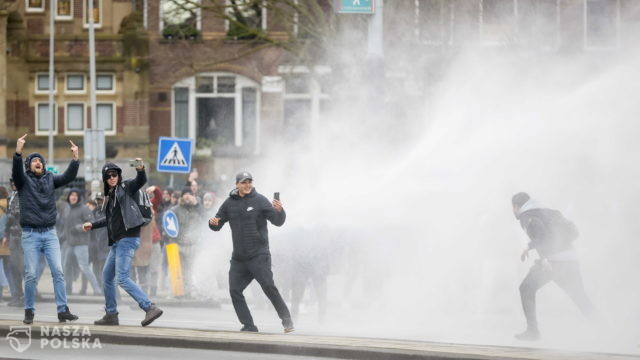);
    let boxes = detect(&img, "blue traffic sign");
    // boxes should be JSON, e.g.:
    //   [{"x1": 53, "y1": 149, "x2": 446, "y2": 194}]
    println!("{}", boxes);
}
[
  {"x1": 157, "y1": 137, "x2": 194, "y2": 174},
  {"x1": 163, "y1": 210, "x2": 180, "y2": 238},
  {"x1": 337, "y1": 0, "x2": 374, "y2": 14}
]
